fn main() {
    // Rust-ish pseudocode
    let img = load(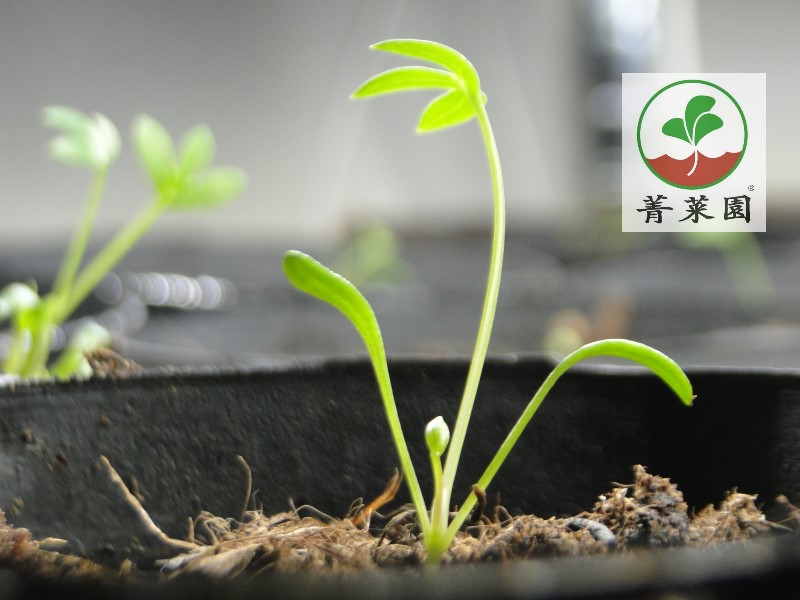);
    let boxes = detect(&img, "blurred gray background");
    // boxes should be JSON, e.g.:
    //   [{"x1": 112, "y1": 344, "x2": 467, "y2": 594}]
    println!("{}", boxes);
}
[
  {"x1": 1, "y1": 0, "x2": 797, "y2": 250},
  {"x1": 2, "y1": 0, "x2": 800, "y2": 369}
]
